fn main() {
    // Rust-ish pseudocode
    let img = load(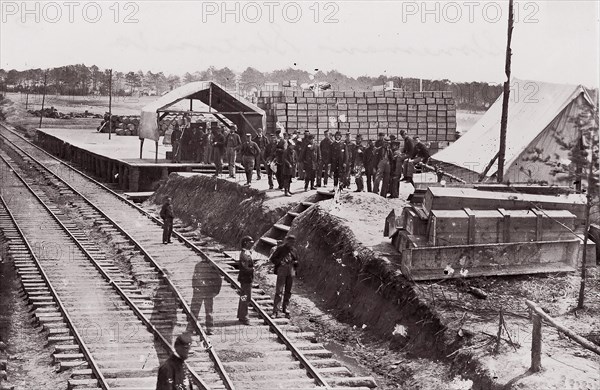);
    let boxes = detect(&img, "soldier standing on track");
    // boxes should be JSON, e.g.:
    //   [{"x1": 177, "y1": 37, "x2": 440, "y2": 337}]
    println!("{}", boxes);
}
[
  {"x1": 270, "y1": 235, "x2": 299, "y2": 318},
  {"x1": 155, "y1": 333, "x2": 193, "y2": 390},
  {"x1": 237, "y1": 236, "x2": 255, "y2": 325},
  {"x1": 160, "y1": 197, "x2": 174, "y2": 244}
]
